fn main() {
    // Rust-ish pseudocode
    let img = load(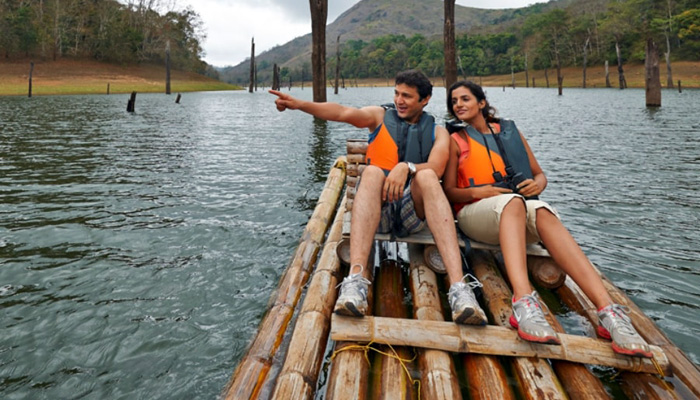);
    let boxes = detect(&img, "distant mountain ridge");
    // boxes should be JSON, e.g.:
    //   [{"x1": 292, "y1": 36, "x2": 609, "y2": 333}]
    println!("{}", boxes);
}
[{"x1": 220, "y1": 0, "x2": 574, "y2": 84}]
